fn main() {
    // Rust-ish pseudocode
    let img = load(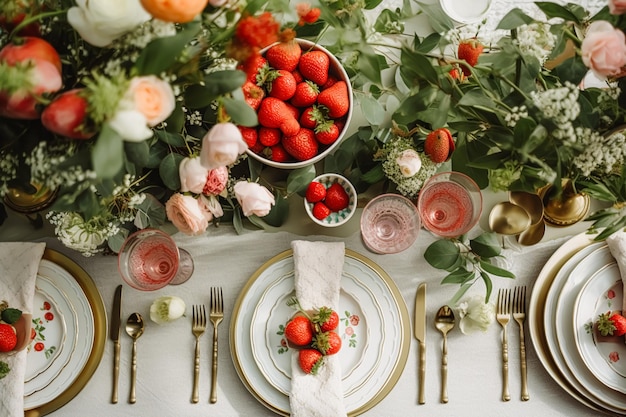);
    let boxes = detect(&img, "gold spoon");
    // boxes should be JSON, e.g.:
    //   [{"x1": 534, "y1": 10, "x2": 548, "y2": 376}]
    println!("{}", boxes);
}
[
  {"x1": 434, "y1": 305, "x2": 455, "y2": 403},
  {"x1": 125, "y1": 312, "x2": 145, "y2": 404}
]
